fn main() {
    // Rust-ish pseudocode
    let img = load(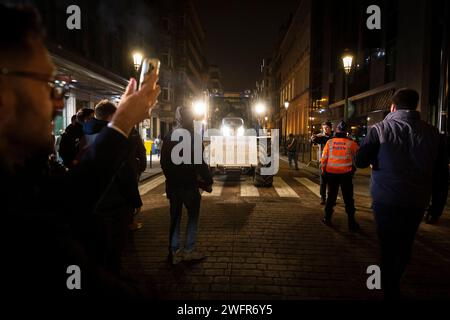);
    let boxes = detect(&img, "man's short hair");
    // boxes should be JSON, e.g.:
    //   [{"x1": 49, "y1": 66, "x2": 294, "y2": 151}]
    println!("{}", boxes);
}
[
  {"x1": 322, "y1": 121, "x2": 332, "y2": 128},
  {"x1": 391, "y1": 88, "x2": 419, "y2": 110},
  {"x1": 76, "y1": 108, "x2": 94, "y2": 123},
  {"x1": 0, "y1": 4, "x2": 44, "y2": 58},
  {"x1": 94, "y1": 100, "x2": 117, "y2": 121}
]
